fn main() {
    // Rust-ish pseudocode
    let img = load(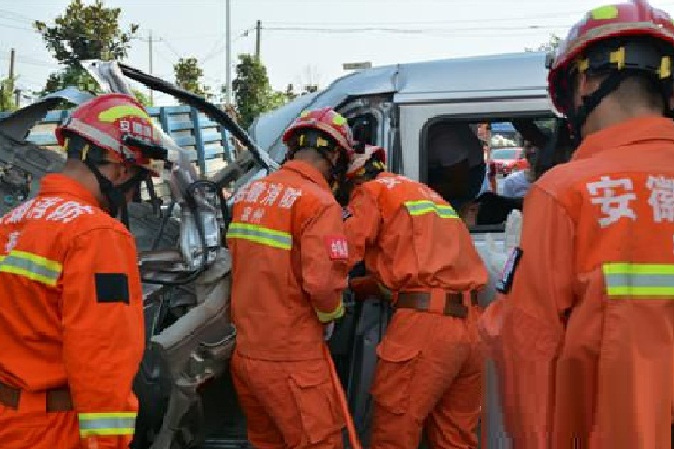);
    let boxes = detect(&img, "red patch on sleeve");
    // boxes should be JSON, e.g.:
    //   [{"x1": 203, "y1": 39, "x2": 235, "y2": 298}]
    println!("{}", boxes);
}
[{"x1": 324, "y1": 236, "x2": 349, "y2": 260}]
